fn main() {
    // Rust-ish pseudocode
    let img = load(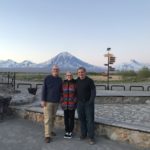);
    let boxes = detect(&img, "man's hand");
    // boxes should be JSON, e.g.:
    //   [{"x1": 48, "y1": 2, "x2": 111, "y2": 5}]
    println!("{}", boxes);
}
[{"x1": 41, "y1": 101, "x2": 47, "y2": 107}]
